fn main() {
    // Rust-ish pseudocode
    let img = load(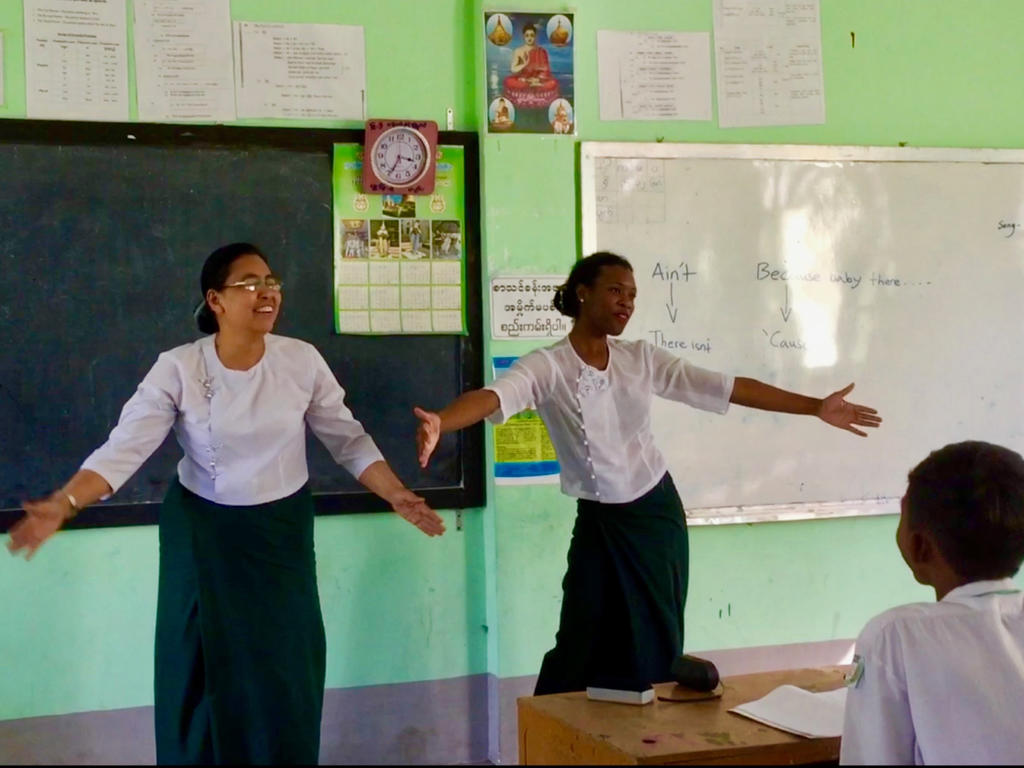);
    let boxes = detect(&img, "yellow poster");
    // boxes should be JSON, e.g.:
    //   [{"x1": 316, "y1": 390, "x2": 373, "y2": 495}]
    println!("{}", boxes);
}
[{"x1": 492, "y1": 357, "x2": 560, "y2": 484}]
